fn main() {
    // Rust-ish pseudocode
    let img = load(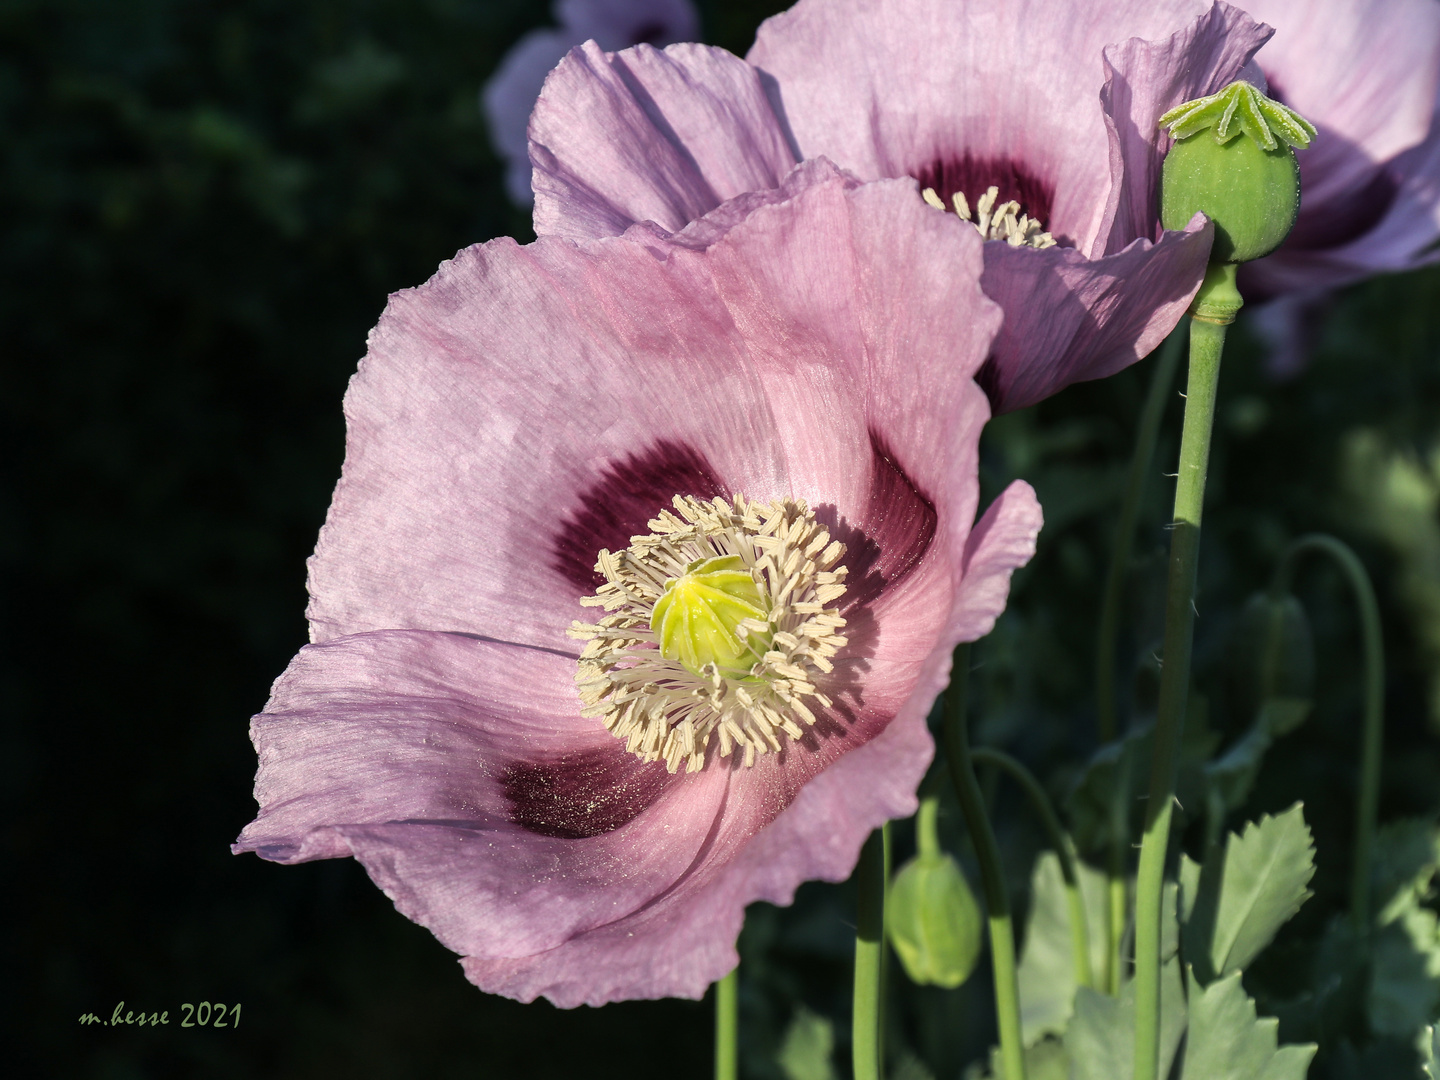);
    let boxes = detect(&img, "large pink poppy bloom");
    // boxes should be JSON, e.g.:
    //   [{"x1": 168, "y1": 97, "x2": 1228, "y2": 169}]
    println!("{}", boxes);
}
[
  {"x1": 232, "y1": 164, "x2": 1042, "y2": 1007},
  {"x1": 1236, "y1": 0, "x2": 1440, "y2": 296},
  {"x1": 482, "y1": 0, "x2": 699, "y2": 205},
  {"x1": 526, "y1": 0, "x2": 1296, "y2": 412}
]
